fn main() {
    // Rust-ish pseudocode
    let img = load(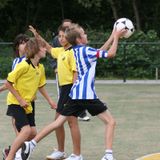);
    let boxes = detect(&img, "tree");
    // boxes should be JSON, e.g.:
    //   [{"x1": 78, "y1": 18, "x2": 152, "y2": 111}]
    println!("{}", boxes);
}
[
  {"x1": 0, "y1": 0, "x2": 12, "y2": 9},
  {"x1": 132, "y1": 0, "x2": 141, "y2": 30}
]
